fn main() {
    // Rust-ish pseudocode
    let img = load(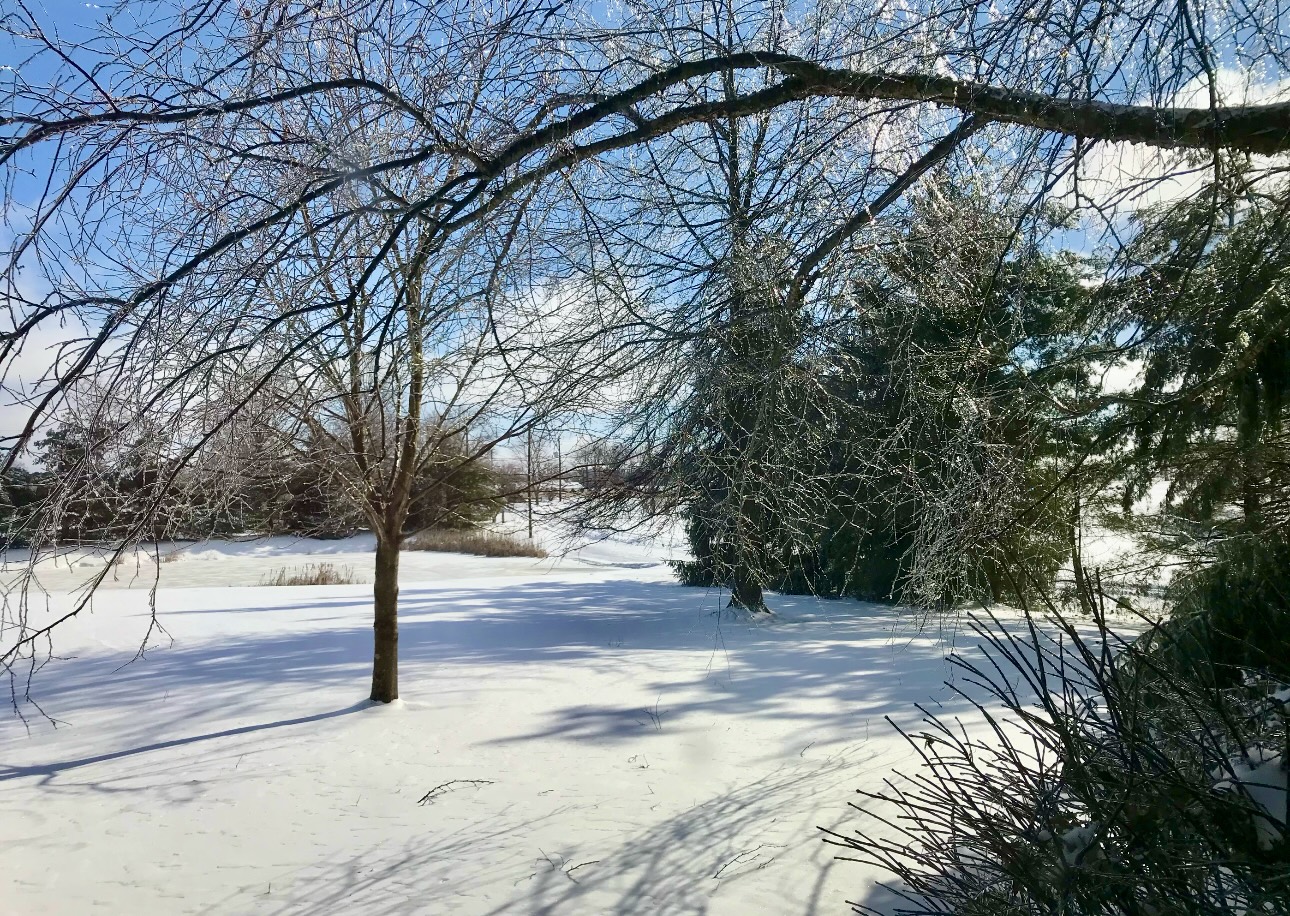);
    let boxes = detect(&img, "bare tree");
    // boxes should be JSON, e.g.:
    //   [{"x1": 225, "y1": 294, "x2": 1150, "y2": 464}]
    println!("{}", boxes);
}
[{"x1": 249, "y1": 221, "x2": 542, "y2": 698}]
